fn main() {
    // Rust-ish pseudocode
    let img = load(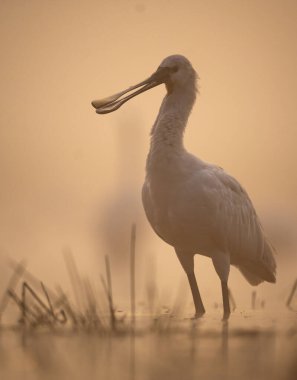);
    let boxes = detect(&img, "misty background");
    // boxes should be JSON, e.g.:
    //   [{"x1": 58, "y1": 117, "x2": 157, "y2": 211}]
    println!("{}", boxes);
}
[{"x1": 1, "y1": 0, "x2": 297, "y2": 313}]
